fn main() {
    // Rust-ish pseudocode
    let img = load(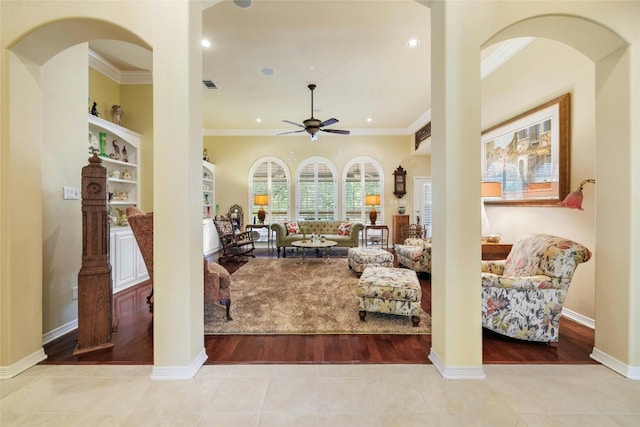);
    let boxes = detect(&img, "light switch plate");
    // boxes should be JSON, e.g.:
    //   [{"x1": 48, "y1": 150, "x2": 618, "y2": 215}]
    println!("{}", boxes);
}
[{"x1": 63, "y1": 186, "x2": 80, "y2": 200}]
